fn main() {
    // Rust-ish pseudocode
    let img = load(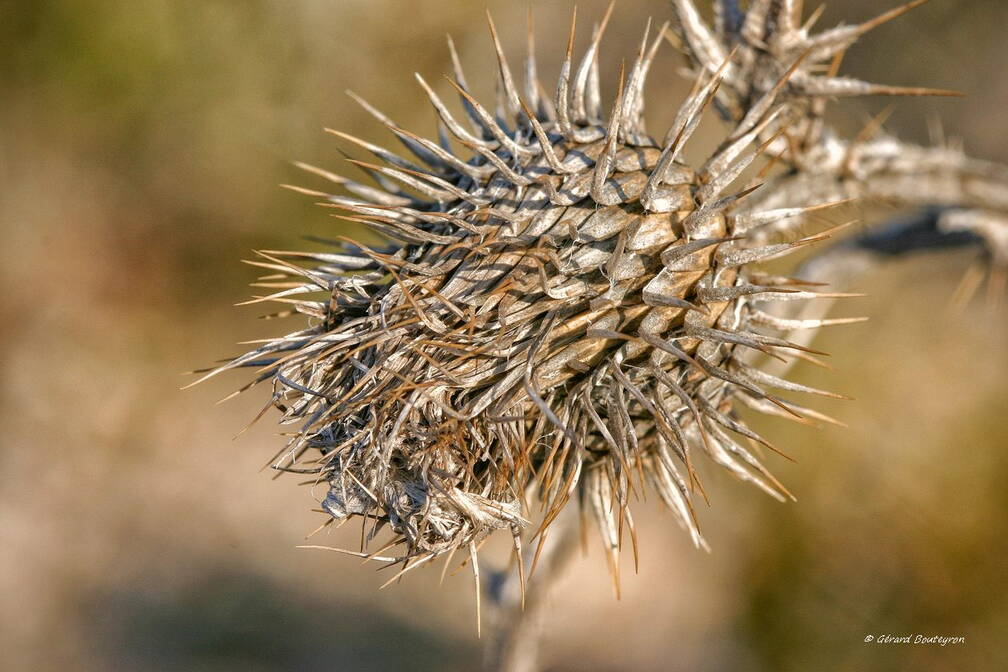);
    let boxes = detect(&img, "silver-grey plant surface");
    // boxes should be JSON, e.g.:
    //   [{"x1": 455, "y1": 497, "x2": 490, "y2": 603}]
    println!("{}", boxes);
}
[{"x1": 194, "y1": 1, "x2": 1006, "y2": 666}]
